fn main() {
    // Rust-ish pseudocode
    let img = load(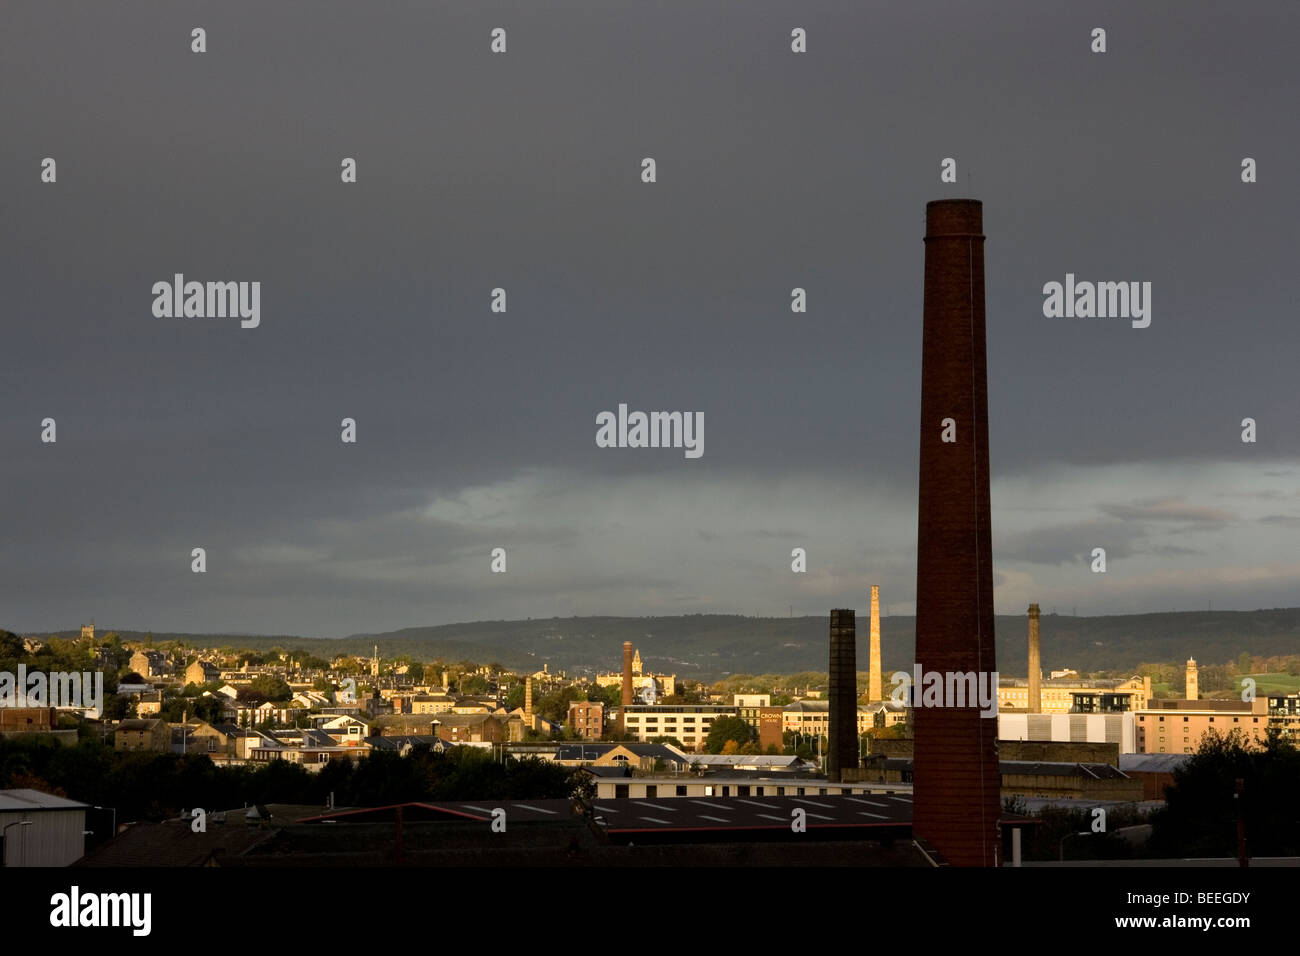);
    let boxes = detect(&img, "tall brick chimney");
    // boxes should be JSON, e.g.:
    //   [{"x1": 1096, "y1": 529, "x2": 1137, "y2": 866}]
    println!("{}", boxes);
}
[
  {"x1": 622, "y1": 642, "x2": 634, "y2": 707},
  {"x1": 1028, "y1": 603, "x2": 1042, "y2": 713},
  {"x1": 525, "y1": 676, "x2": 533, "y2": 717},
  {"x1": 1186, "y1": 657, "x2": 1198, "y2": 701},
  {"x1": 828, "y1": 609, "x2": 858, "y2": 782},
  {"x1": 868, "y1": 585, "x2": 883, "y2": 702},
  {"x1": 913, "y1": 199, "x2": 1001, "y2": 867}
]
